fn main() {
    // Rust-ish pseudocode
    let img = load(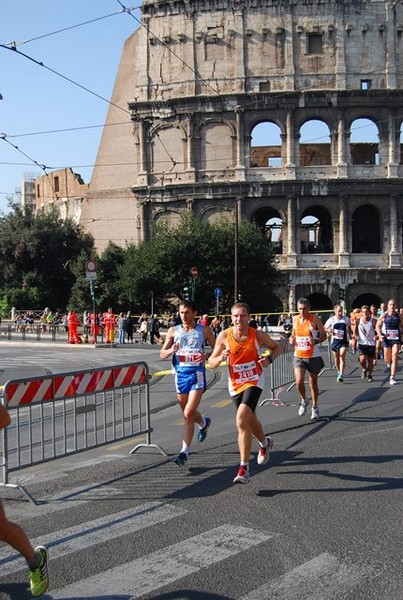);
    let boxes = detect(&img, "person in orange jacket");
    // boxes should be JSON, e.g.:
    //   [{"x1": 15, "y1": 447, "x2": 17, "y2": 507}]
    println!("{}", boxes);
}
[
  {"x1": 67, "y1": 310, "x2": 80, "y2": 344},
  {"x1": 90, "y1": 312, "x2": 101, "y2": 344},
  {"x1": 103, "y1": 307, "x2": 115, "y2": 343}
]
